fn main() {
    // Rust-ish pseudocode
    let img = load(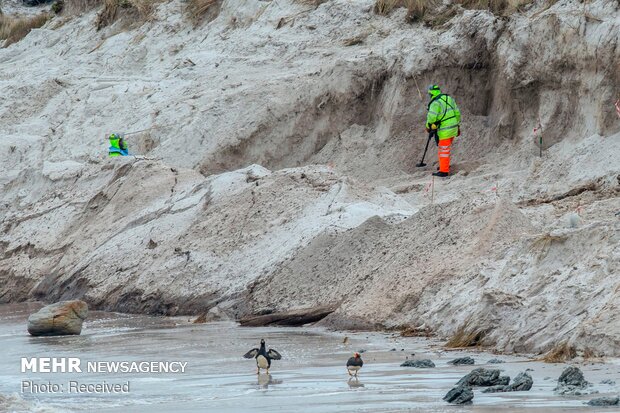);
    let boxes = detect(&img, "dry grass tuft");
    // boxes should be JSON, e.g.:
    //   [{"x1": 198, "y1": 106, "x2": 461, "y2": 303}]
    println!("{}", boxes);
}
[
  {"x1": 529, "y1": 232, "x2": 567, "y2": 261},
  {"x1": 404, "y1": 0, "x2": 429, "y2": 22},
  {"x1": 374, "y1": 0, "x2": 401, "y2": 15},
  {"x1": 95, "y1": 0, "x2": 156, "y2": 30},
  {"x1": 445, "y1": 324, "x2": 487, "y2": 348},
  {"x1": 186, "y1": 0, "x2": 222, "y2": 25},
  {"x1": 63, "y1": 0, "x2": 103, "y2": 15},
  {"x1": 582, "y1": 347, "x2": 597, "y2": 360},
  {"x1": 376, "y1": 0, "x2": 533, "y2": 20},
  {"x1": 0, "y1": 13, "x2": 49, "y2": 47},
  {"x1": 542, "y1": 341, "x2": 577, "y2": 363},
  {"x1": 375, "y1": 0, "x2": 437, "y2": 23},
  {"x1": 455, "y1": 0, "x2": 533, "y2": 14}
]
